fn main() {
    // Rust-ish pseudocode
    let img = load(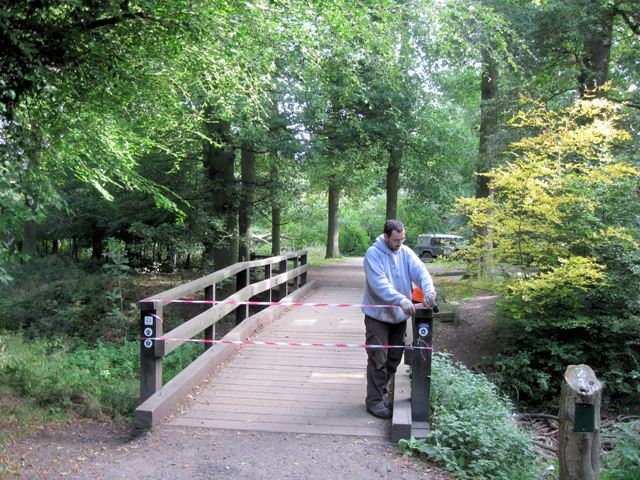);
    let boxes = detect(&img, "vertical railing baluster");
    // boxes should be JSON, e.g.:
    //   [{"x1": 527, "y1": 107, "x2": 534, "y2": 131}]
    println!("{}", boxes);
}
[
  {"x1": 292, "y1": 256, "x2": 300, "y2": 290},
  {"x1": 300, "y1": 252, "x2": 307, "y2": 286},
  {"x1": 278, "y1": 256, "x2": 288, "y2": 300},
  {"x1": 204, "y1": 284, "x2": 215, "y2": 350},
  {"x1": 235, "y1": 265, "x2": 249, "y2": 325},
  {"x1": 265, "y1": 263, "x2": 272, "y2": 303}
]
